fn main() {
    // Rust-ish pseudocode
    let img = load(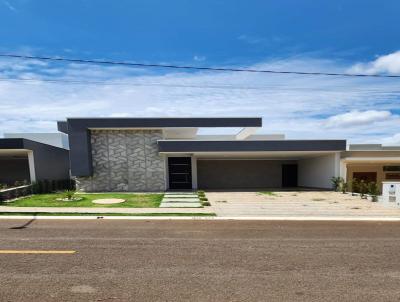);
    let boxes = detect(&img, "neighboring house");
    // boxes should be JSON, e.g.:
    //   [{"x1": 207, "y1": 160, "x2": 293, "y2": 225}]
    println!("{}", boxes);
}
[
  {"x1": 341, "y1": 144, "x2": 400, "y2": 187},
  {"x1": 0, "y1": 133, "x2": 70, "y2": 185},
  {"x1": 4, "y1": 132, "x2": 69, "y2": 150},
  {"x1": 57, "y1": 117, "x2": 349, "y2": 192}
]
